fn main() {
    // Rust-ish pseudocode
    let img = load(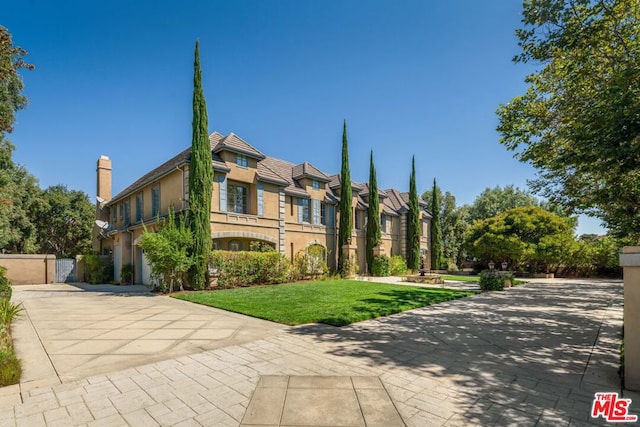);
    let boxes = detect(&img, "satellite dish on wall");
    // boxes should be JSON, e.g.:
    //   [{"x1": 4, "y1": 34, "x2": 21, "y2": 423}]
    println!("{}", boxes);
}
[{"x1": 95, "y1": 220, "x2": 110, "y2": 230}]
